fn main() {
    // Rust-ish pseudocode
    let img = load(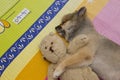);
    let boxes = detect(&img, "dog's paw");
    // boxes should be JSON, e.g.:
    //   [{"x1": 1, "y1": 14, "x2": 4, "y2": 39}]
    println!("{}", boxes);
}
[
  {"x1": 53, "y1": 67, "x2": 64, "y2": 78},
  {"x1": 79, "y1": 34, "x2": 88, "y2": 42},
  {"x1": 75, "y1": 34, "x2": 89, "y2": 44}
]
